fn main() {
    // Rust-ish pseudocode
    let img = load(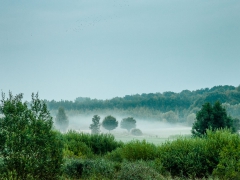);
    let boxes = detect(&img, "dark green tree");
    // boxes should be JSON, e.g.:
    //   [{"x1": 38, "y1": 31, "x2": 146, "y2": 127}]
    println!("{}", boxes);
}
[
  {"x1": 0, "y1": 92, "x2": 63, "y2": 179},
  {"x1": 102, "y1": 115, "x2": 118, "y2": 132},
  {"x1": 120, "y1": 117, "x2": 136, "y2": 132},
  {"x1": 89, "y1": 115, "x2": 101, "y2": 134},
  {"x1": 192, "y1": 101, "x2": 235, "y2": 136},
  {"x1": 55, "y1": 107, "x2": 69, "y2": 132}
]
